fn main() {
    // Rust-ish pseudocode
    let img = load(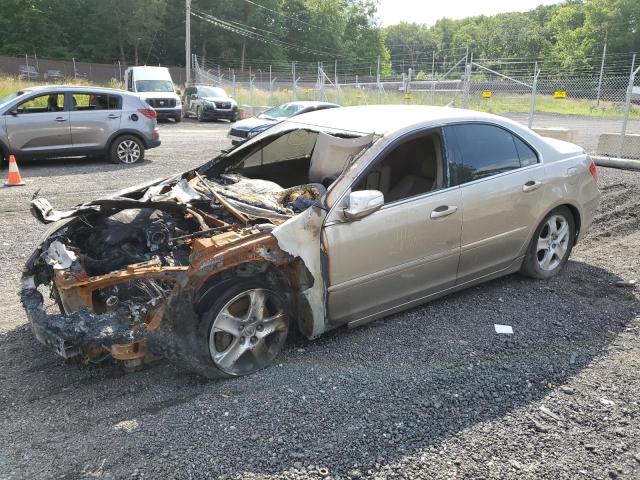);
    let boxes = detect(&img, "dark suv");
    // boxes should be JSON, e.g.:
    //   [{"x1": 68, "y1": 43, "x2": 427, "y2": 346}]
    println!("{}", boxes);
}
[
  {"x1": 0, "y1": 85, "x2": 161, "y2": 166},
  {"x1": 182, "y1": 85, "x2": 238, "y2": 122}
]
